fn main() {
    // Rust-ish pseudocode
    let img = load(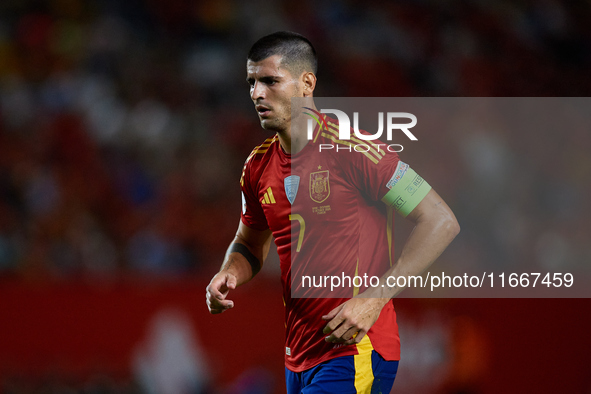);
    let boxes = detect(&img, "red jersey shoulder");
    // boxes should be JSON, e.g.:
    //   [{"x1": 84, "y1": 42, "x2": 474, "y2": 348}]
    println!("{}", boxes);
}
[{"x1": 240, "y1": 135, "x2": 280, "y2": 187}]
